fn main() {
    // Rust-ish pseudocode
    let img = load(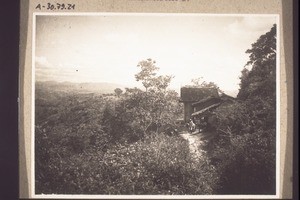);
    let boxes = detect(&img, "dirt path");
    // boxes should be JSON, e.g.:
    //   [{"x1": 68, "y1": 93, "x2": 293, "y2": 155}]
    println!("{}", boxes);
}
[{"x1": 180, "y1": 131, "x2": 205, "y2": 160}]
